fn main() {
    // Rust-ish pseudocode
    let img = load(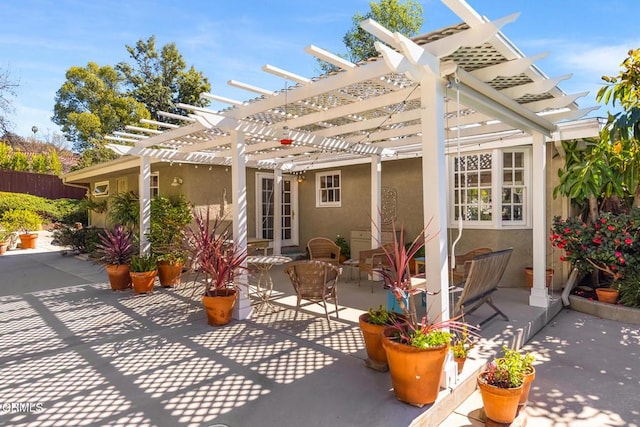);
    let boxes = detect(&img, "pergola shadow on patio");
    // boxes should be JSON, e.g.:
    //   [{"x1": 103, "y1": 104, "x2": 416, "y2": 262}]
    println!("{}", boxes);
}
[{"x1": 0, "y1": 257, "x2": 561, "y2": 427}]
